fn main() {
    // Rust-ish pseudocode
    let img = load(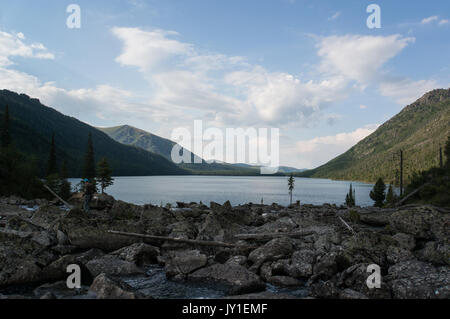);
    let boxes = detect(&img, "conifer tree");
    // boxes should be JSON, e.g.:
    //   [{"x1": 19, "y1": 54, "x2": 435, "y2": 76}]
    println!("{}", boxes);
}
[
  {"x1": 47, "y1": 133, "x2": 58, "y2": 176},
  {"x1": 83, "y1": 133, "x2": 96, "y2": 180},
  {"x1": 370, "y1": 177, "x2": 386, "y2": 207},
  {"x1": 1, "y1": 105, "x2": 11, "y2": 149},
  {"x1": 345, "y1": 183, "x2": 355, "y2": 207},
  {"x1": 386, "y1": 183, "x2": 395, "y2": 205},
  {"x1": 287, "y1": 174, "x2": 295, "y2": 205},
  {"x1": 59, "y1": 160, "x2": 72, "y2": 200},
  {"x1": 97, "y1": 157, "x2": 114, "y2": 193}
]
